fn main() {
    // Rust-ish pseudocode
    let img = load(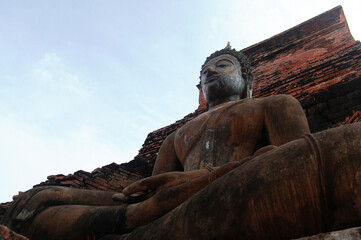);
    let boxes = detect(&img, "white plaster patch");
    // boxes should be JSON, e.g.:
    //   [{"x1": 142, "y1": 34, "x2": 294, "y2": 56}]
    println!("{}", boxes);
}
[{"x1": 206, "y1": 141, "x2": 210, "y2": 149}]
